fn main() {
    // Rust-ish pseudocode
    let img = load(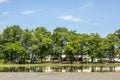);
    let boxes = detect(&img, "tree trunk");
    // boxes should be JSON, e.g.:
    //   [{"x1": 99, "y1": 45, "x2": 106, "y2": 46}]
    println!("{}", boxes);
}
[
  {"x1": 91, "y1": 57, "x2": 94, "y2": 63},
  {"x1": 4, "y1": 55, "x2": 7, "y2": 63},
  {"x1": 76, "y1": 55, "x2": 79, "y2": 63},
  {"x1": 60, "y1": 55, "x2": 62, "y2": 63},
  {"x1": 100, "y1": 58, "x2": 102, "y2": 63},
  {"x1": 70, "y1": 59, "x2": 73, "y2": 64},
  {"x1": 51, "y1": 55, "x2": 54, "y2": 63},
  {"x1": 81, "y1": 53, "x2": 83, "y2": 63},
  {"x1": 40, "y1": 53, "x2": 43, "y2": 63},
  {"x1": 112, "y1": 57, "x2": 115, "y2": 63},
  {"x1": 109, "y1": 54, "x2": 112, "y2": 63}
]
